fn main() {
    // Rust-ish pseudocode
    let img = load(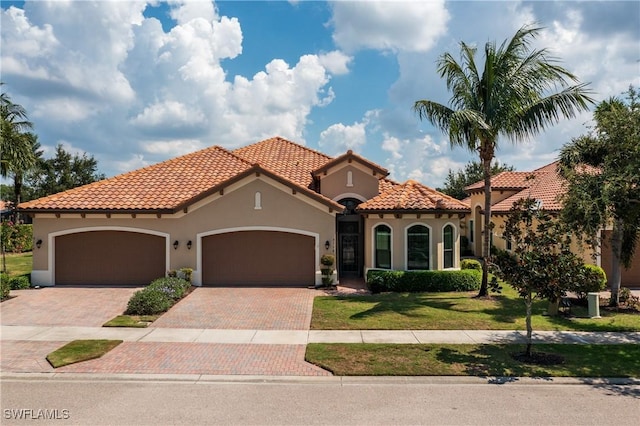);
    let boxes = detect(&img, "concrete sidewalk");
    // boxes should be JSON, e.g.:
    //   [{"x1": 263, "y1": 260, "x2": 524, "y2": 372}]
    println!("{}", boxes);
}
[{"x1": 3, "y1": 325, "x2": 639, "y2": 345}]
